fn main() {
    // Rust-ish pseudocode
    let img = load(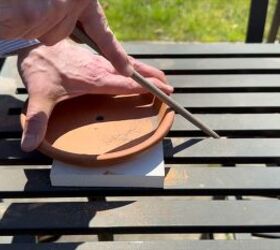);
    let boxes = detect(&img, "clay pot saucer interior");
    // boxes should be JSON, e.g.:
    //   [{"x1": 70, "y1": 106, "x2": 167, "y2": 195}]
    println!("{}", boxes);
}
[{"x1": 21, "y1": 93, "x2": 174, "y2": 166}]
